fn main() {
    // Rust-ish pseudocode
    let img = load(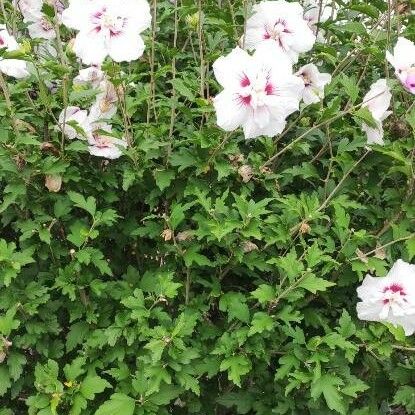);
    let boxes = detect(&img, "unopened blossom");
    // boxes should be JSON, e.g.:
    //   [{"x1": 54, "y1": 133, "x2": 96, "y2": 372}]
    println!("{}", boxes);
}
[
  {"x1": 356, "y1": 259, "x2": 415, "y2": 335},
  {"x1": 14, "y1": 0, "x2": 64, "y2": 15},
  {"x1": 386, "y1": 37, "x2": 415, "y2": 94},
  {"x1": 73, "y1": 66, "x2": 105, "y2": 88},
  {"x1": 45, "y1": 175, "x2": 62, "y2": 192},
  {"x1": 88, "y1": 122, "x2": 127, "y2": 159},
  {"x1": 361, "y1": 79, "x2": 392, "y2": 145},
  {"x1": 243, "y1": 0, "x2": 315, "y2": 62},
  {"x1": 238, "y1": 165, "x2": 253, "y2": 182},
  {"x1": 89, "y1": 81, "x2": 119, "y2": 122},
  {"x1": 213, "y1": 46, "x2": 304, "y2": 139},
  {"x1": 296, "y1": 63, "x2": 331, "y2": 105},
  {"x1": 13, "y1": 0, "x2": 60, "y2": 39},
  {"x1": 26, "y1": 12, "x2": 56, "y2": 39},
  {"x1": 58, "y1": 106, "x2": 91, "y2": 140},
  {"x1": 0, "y1": 26, "x2": 30, "y2": 78},
  {"x1": 13, "y1": 0, "x2": 42, "y2": 16},
  {"x1": 0, "y1": 337, "x2": 12, "y2": 363},
  {"x1": 303, "y1": 0, "x2": 336, "y2": 40},
  {"x1": 61, "y1": 0, "x2": 152, "y2": 65}
]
